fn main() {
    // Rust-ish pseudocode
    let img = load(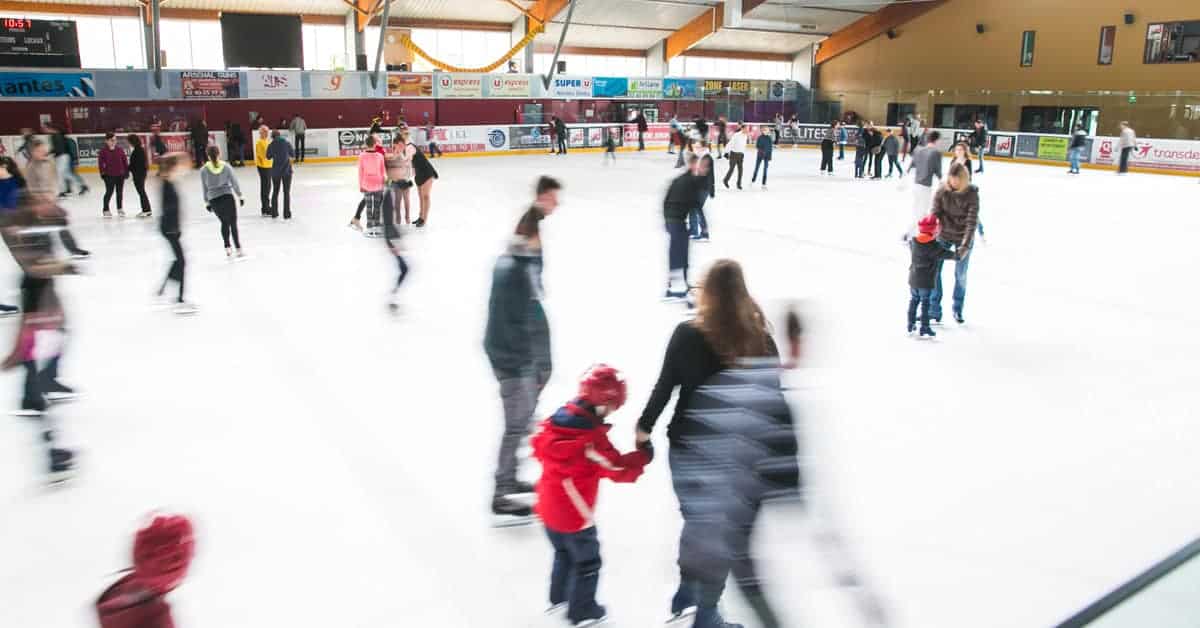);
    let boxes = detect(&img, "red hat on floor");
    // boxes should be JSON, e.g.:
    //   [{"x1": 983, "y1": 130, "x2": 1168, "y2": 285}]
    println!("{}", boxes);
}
[
  {"x1": 133, "y1": 514, "x2": 195, "y2": 594},
  {"x1": 578, "y1": 364, "x2": 627, "y2": 410},
  {"x1": 918, "y1": 214, "x2": 940, "y2": 236}
]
